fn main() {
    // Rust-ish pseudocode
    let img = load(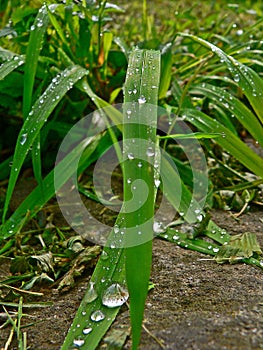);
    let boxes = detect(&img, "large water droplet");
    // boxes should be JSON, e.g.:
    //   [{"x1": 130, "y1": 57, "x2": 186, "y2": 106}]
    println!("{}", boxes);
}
[
  {"x1": 90, "y1": 310, "x2": 105, "y2": 322},
  {"x1": 83, "y1": 327, "x2": 92, "y2": 335},
  {"x1": 20, "y1": 133, "x2": 27, "y2": 145},
  {"x1": 127, "y1": 153, "x2": 135, "y2": 160},
  {"x1": 146, "y1": 147, "x2": 155, "y2": 157},
  {"x1": 84, "y1": 282, "x2": 98, "y2": 303},
  {"x1": 73, "y1": 338, "x2": 85, "y2": 347},
  {"x1": 102, "y1": 283, "x2": 129, "y2": 308},
  {"x1": 138, "y1": 96, "x2": 146, "y2": 104}
]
